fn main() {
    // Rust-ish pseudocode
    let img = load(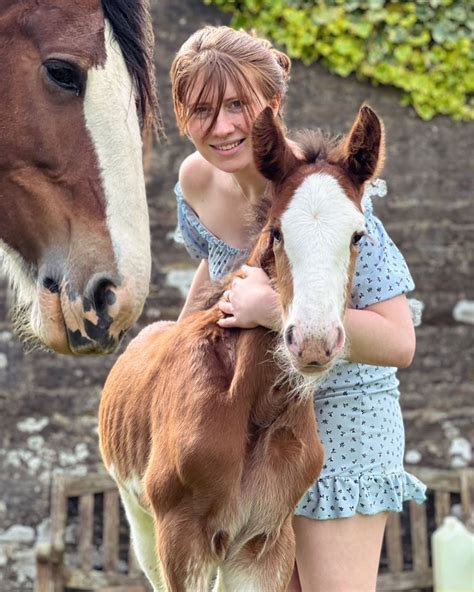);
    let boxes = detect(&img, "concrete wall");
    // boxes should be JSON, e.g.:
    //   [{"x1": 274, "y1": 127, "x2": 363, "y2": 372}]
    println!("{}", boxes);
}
[{"x1": 0, "y1": 0, "x2": 472, "y2": 588}]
